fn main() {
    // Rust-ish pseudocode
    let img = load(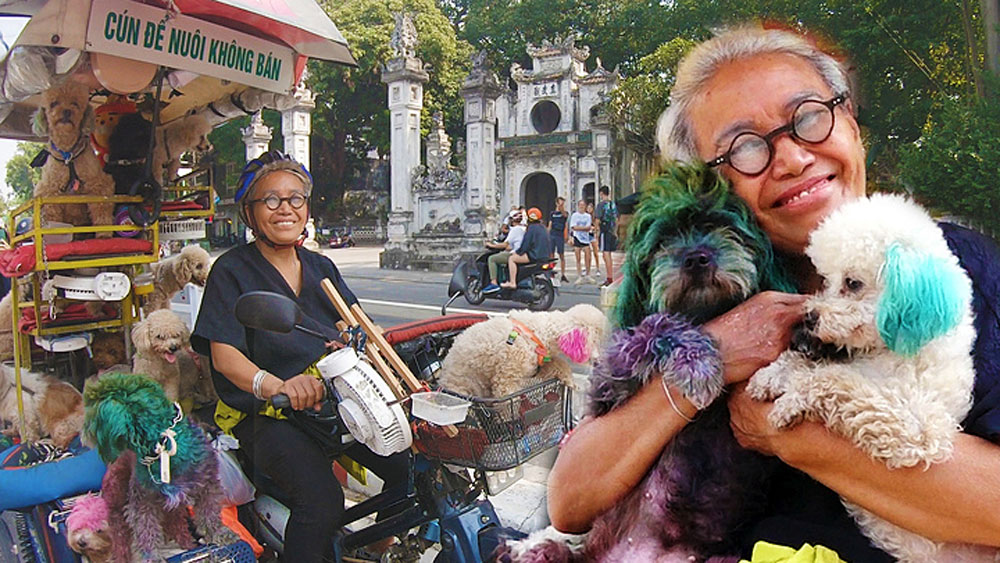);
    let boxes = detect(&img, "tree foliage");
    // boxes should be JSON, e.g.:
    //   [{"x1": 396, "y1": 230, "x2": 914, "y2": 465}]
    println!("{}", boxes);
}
[
  {"x1": 605, "y1": 38, "x2": 696, "y2": 156},
  {"x1": 4, "y1": 142, "x2": 43, "y2": 206},
  {"x1": 899, "y1": 75, "x2": 1000, "y2": 233},
  {"x1": 308, "y1": 0, "x2": 472, "y2": 219}
]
